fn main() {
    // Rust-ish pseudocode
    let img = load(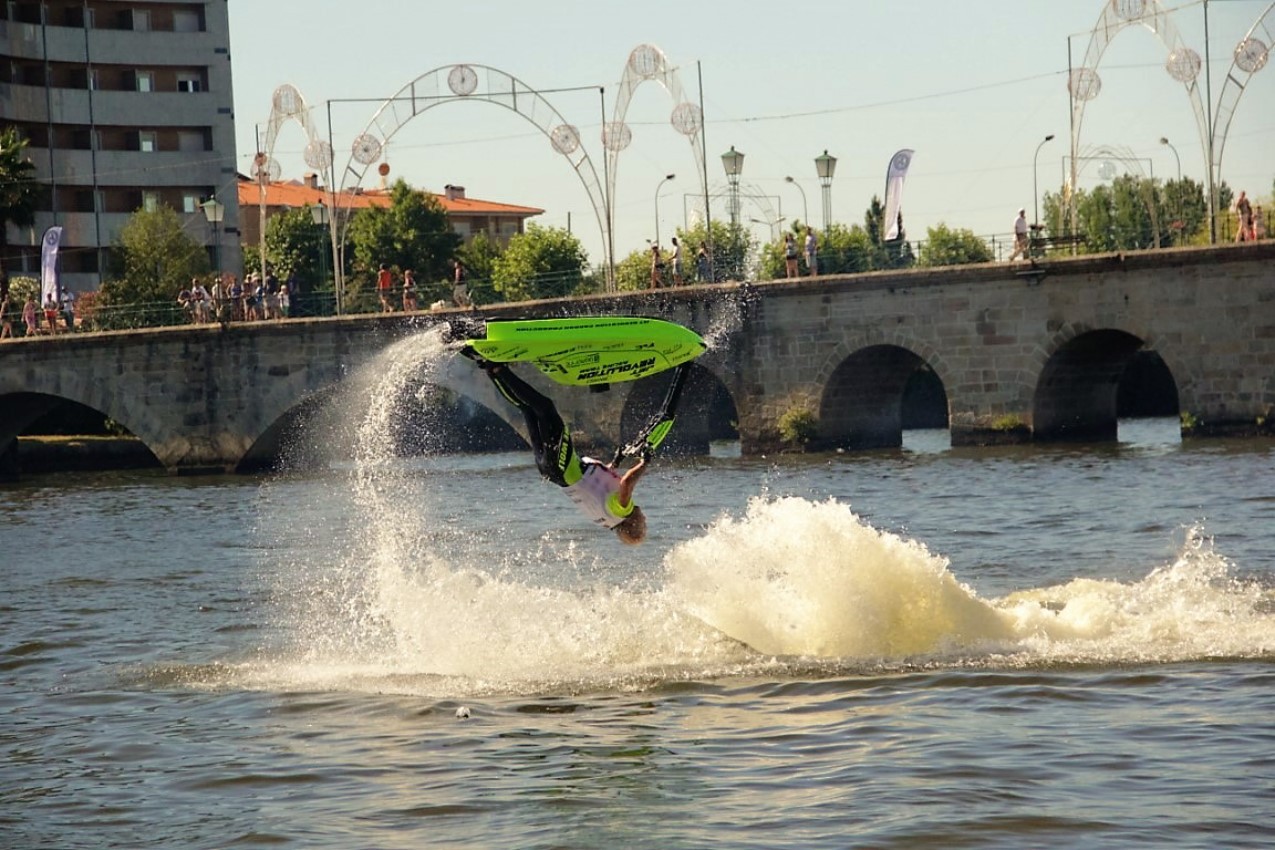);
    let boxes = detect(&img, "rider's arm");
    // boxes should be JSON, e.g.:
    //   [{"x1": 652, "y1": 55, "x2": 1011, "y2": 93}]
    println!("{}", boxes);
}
[{"x1": 616, "y1": 457, "x2": 647, "y2": 508}]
